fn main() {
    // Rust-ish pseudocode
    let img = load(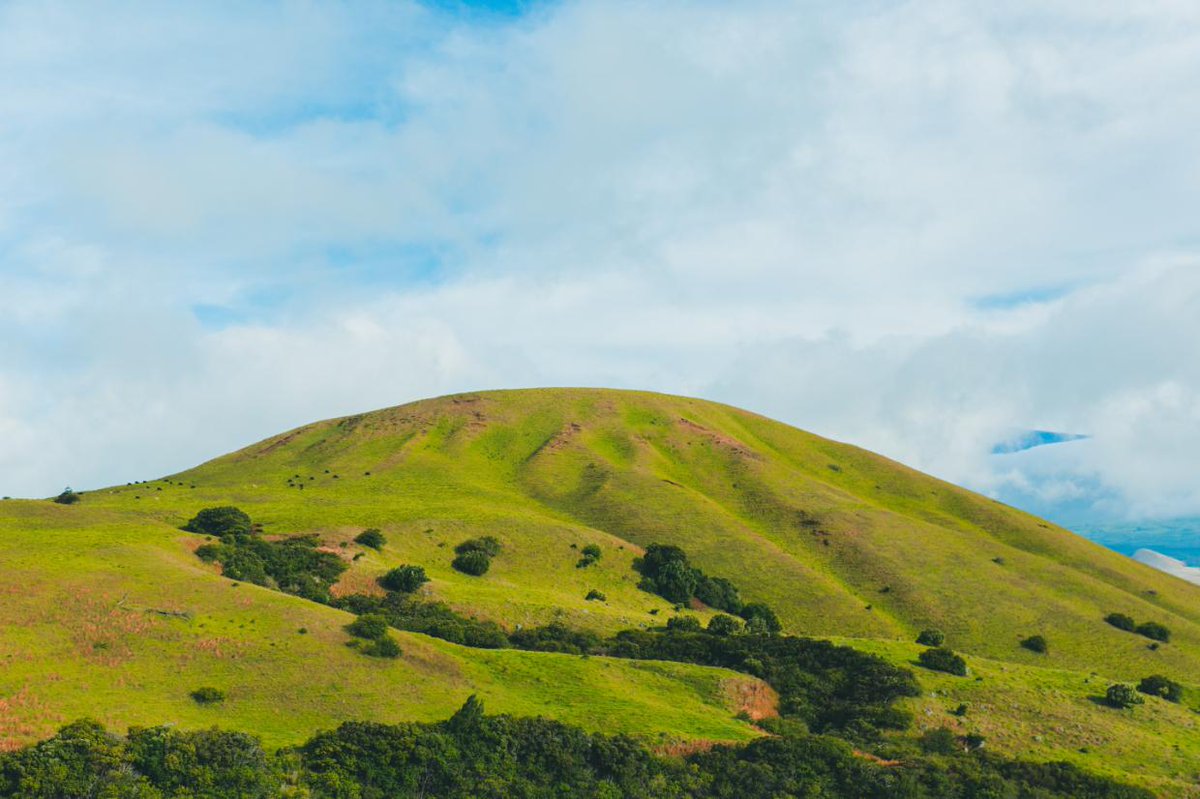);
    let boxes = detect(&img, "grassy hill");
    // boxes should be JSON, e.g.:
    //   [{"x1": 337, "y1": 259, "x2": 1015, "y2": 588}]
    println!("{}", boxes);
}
[{"x1": 3, "y1": 388, "x2": 1199, "y2": 794}]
